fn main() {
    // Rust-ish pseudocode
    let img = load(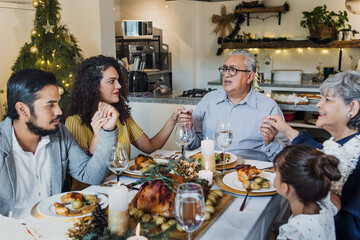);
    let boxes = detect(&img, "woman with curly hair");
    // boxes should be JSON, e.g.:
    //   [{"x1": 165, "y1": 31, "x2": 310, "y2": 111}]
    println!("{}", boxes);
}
[{"x1": 66, "y1": 55, "x2": 184, "y2": 189}]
